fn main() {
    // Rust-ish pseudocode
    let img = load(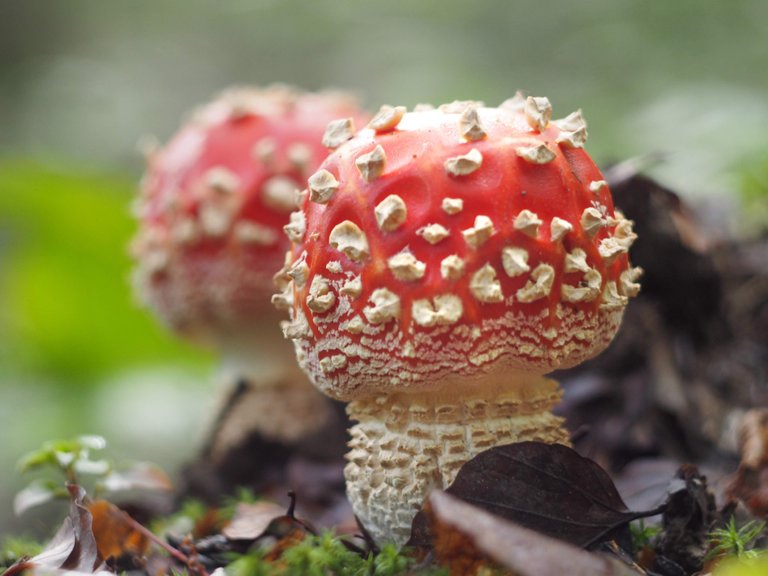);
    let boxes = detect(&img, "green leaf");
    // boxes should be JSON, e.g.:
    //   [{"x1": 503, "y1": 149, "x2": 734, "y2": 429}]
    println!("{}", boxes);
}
[{"x1": 16, "y1": 448, "x2": 58, "y2": 473}]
